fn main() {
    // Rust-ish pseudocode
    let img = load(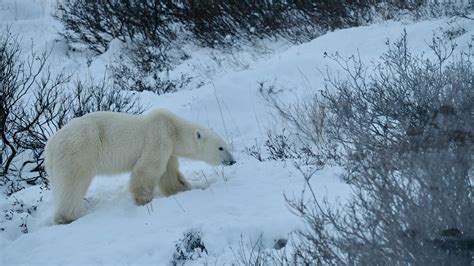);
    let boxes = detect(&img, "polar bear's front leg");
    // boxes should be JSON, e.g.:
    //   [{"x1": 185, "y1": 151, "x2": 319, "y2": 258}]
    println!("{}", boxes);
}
[
  {"x1": 129, "y1": 157, "x2": 168, "y2": 206},
  {"x1": 158, "y1": 156, "x2": 191, "y2": 196}
]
